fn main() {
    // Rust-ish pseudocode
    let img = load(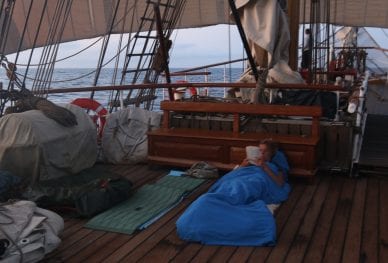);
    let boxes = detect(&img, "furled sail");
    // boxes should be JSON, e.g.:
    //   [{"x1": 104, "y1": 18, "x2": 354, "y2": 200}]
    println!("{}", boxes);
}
[{"x1": 1, "y1": 0, "x2": 388, "y2": 55}]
